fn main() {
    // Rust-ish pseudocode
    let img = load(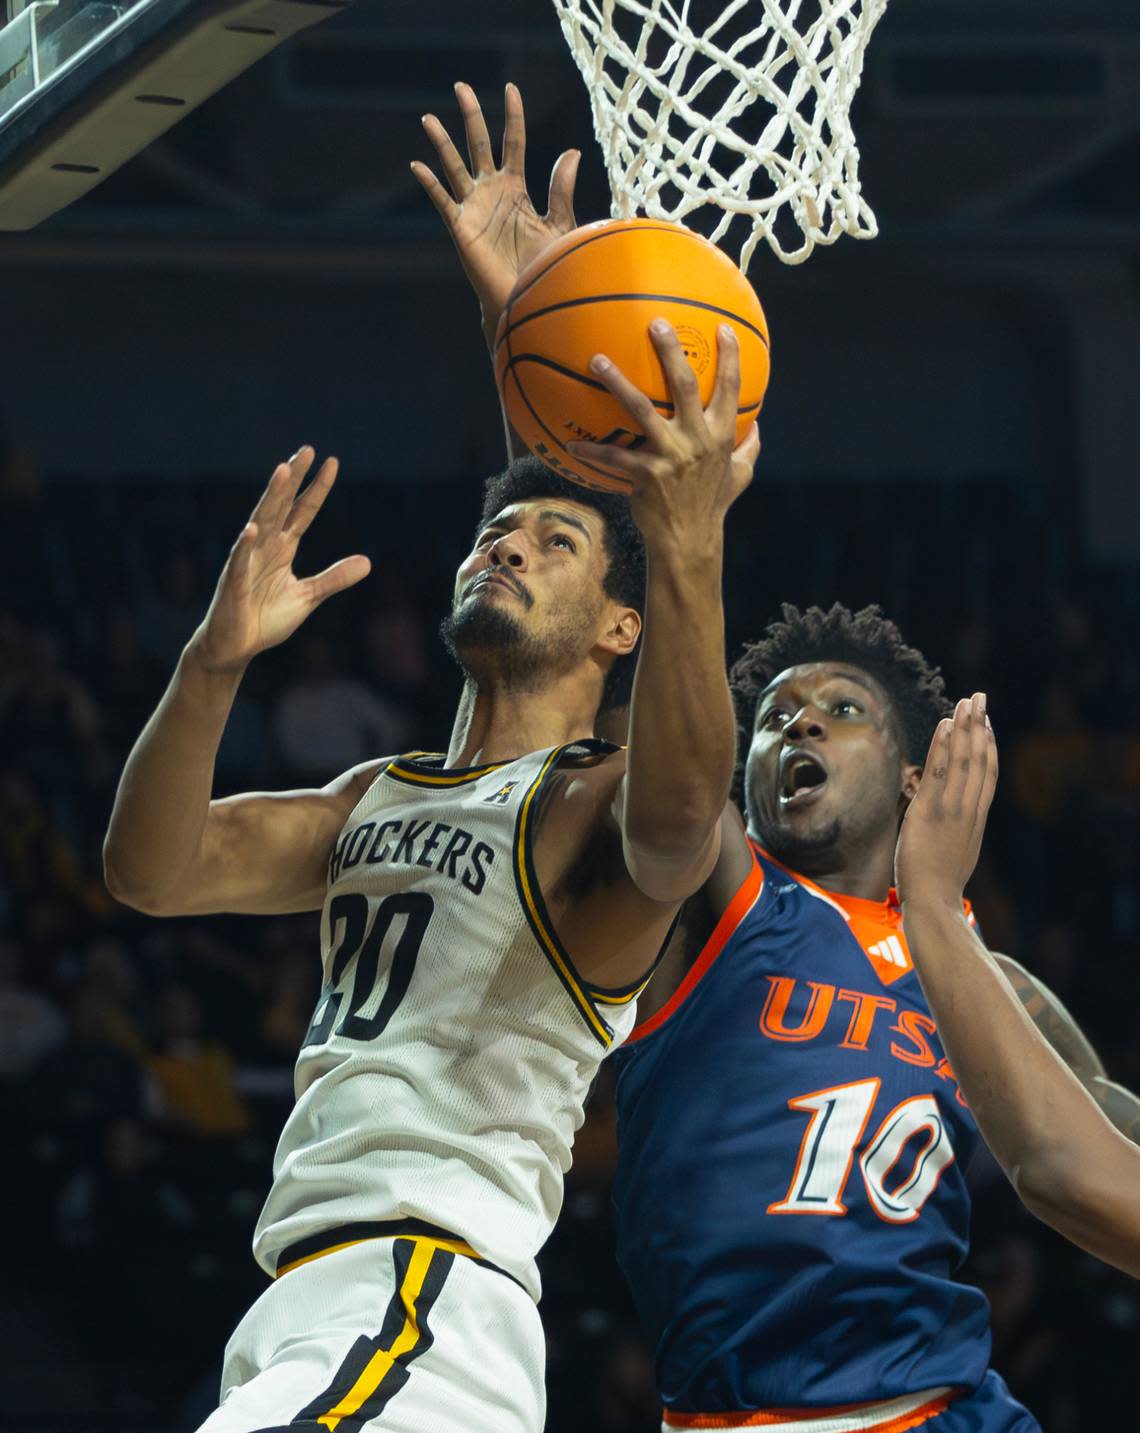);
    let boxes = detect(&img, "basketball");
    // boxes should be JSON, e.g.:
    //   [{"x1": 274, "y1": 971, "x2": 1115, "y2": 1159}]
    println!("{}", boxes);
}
[{"x1": 493, "y1": 219, "x2": 771, "y2": 494}]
